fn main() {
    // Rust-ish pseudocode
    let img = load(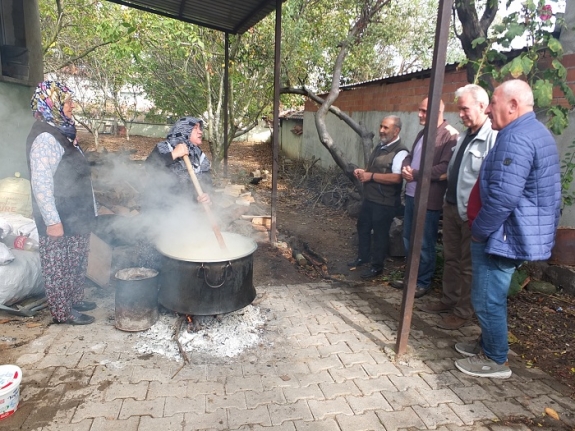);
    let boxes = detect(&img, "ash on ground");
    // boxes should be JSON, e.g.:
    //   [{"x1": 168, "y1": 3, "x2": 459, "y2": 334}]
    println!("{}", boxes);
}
[{"x1": 133, "y1": 305, "x2": 266, "y2": 361}]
